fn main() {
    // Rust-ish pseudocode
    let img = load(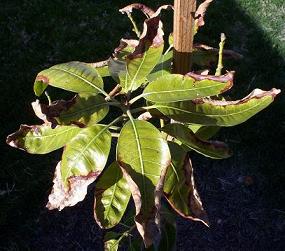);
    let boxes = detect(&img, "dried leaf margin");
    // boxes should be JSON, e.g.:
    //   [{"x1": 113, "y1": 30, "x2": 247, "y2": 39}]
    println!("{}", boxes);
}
[{"x1": 47, "y1": 161, "x2": 100, "y2": 211}]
